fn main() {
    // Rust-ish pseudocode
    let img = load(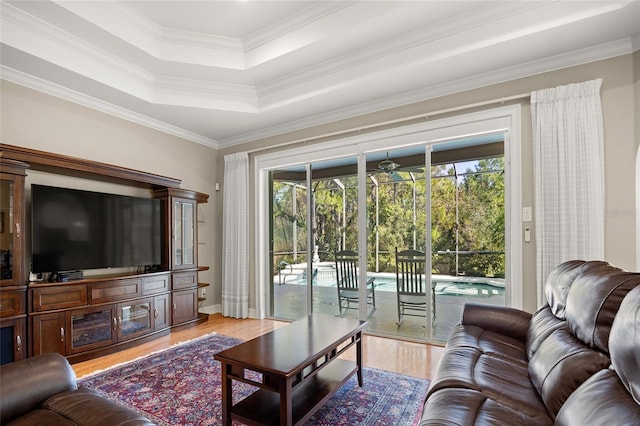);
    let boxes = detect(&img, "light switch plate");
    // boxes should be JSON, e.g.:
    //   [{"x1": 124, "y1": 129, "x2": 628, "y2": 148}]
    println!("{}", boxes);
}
[{"x1": 523, "y1": 206, "x2": 532, "y2": 222}]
